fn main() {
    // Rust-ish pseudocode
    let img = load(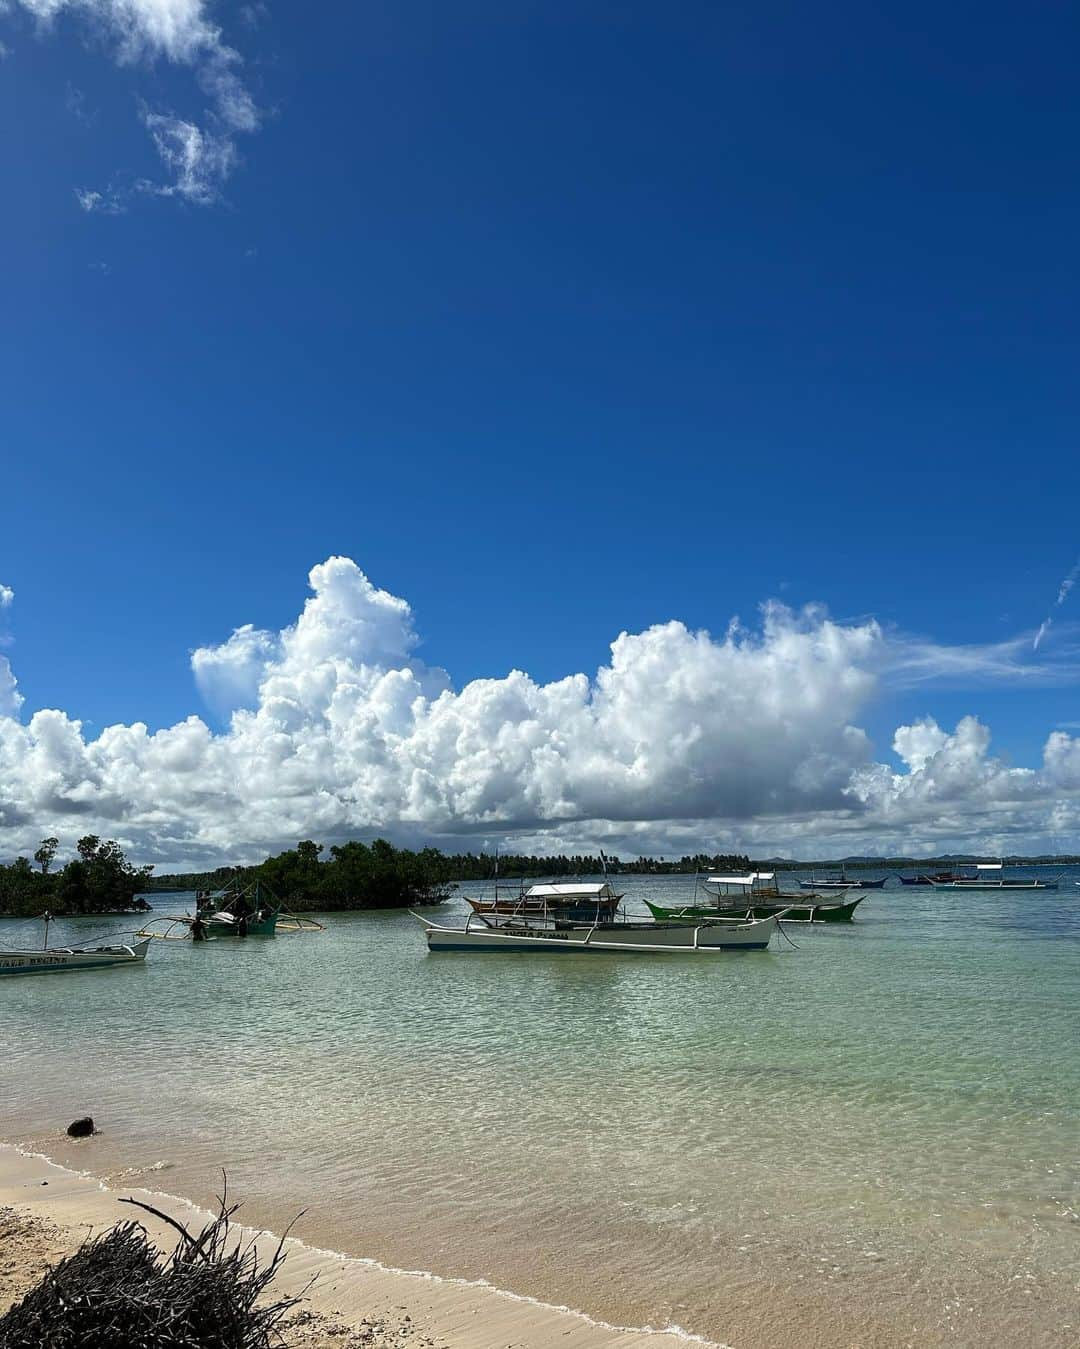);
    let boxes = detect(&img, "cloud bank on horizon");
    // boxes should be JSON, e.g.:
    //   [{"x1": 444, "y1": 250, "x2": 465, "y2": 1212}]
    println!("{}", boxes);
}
[
  {"x1": 9, "y1": 0, "x2": 259, "y2": 208},
  {"x1": 2, "y1": 556, "x2": 1080, "y2": 868}
]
